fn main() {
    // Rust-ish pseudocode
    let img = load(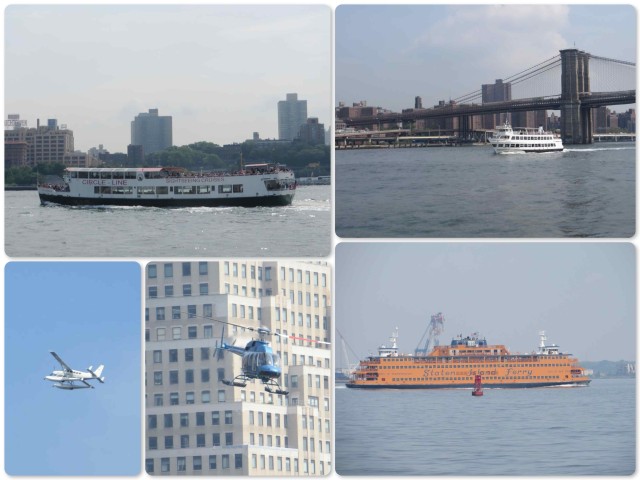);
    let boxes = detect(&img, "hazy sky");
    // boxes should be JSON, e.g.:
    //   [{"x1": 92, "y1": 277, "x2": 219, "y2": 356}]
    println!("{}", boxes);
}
[
  {"x1": 336, "y1": 243, "x2": 635, "y2": 365},
  {"x1": 5, "y1": 5, "x2": 331, "y2": 152},
  {"x1": 5, "y1": 262, "x2": 141, "y2": 475},
  {"x1": 336, "y1": 5, "x2": 636, "y2": 111}
]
